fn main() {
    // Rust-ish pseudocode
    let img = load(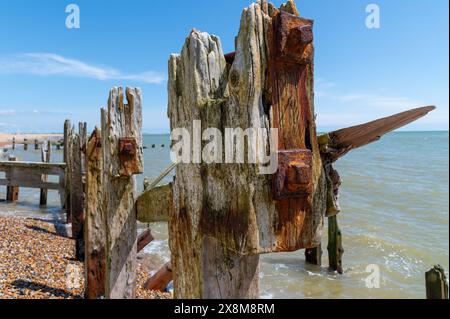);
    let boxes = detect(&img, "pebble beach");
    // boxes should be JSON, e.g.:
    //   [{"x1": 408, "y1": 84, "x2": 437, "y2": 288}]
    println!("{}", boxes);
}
[{"x1": 0, "y1": 217, "x2": 171, "y2": 299}]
